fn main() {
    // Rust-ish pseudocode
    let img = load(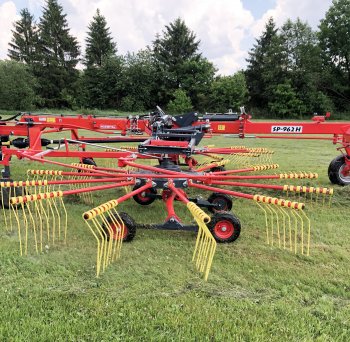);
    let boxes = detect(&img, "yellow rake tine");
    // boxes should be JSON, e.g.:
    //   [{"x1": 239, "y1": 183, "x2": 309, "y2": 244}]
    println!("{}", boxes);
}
[
  {"x1": 300, "y1": 209, "x2": 311, "y2": 256},
  {"x1": 277, "y1": 206, "x2": 287, "y2": 250},
  {"x1": 43, "y1": 174, "x2": 49, "y2": 193},
  {"x1": 83, "y1": 199, "x2": 121, "y2": 276},
  {"x1": 108, "y1": 210, "x2": 119, "y2": 261},
  {"x1": 34, "y1": 200, "x2": 43, "y2": 252},
  {"x1": 92, "y1": 217, "x2": 106, "y2": 274},
  {"x1": 293, "y1": 209, "x2": 305, "y2": 255},
  {"x1": 47, "y1": 198, "x2": 56, "y2": 244},
  {"x1": 93, "y1": 216, "x2": 108, "y2": 271},
  {"x1": 290, "y1": 210, "x2": 298, "y2": 254},
  {"x1": 328, "y1": 191, "x2": 333, "y2": 208},
  {"x1": 265, "y1": 204, "x2": 274, "y2": 246},
  {"x1": 187, "y1": 201, "x2": 216, "y2": 280},
  {"x1": 26, "y1": 201, "x2": 38, "y2": 254},
  {"x1": 256, "y1": 202, "x2": 269, "y2": 244},
  {"x1": 269, "y1": 205, "x2": 281, "y2": 248},
  {"x1": 192, "y1": 224, "x2": 203, "y2": 262},
  {"x1": 85, "y1": 219, "x2": 102, "y2": 277},
  {"x1": 110, "y1": 208, "x2": 124, "y2": 261},
  {"x1": 51, "y1": 197, "x2": 61, "y2": 240},
  {"x1": 100, "y1": 212, "x2": 114, "y2": 266},
  {"x1": 280, "y1": 207, "x2": 292, "y2": 251},
  {"x1": 39, "y1": 200, "x2": 50, "y2": 244},
  {"x1": 20, "y1": 202, "x2": 29, "y2": 255},
  {"x1": 204, "y1": 239, "x2": 216, "y2": 281},
  {"x1": 1, "y1": 184, "x2": 9, "y2": 231},
  {"x1": 59, "y1": 197, "x2": 68, "y2": 244},
  {"x1": 11, "y1": 203, "x2": 23, "y2": 256},
  {"x1": 199, "y1": 235, "x2": 208, "y2": 272}
]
